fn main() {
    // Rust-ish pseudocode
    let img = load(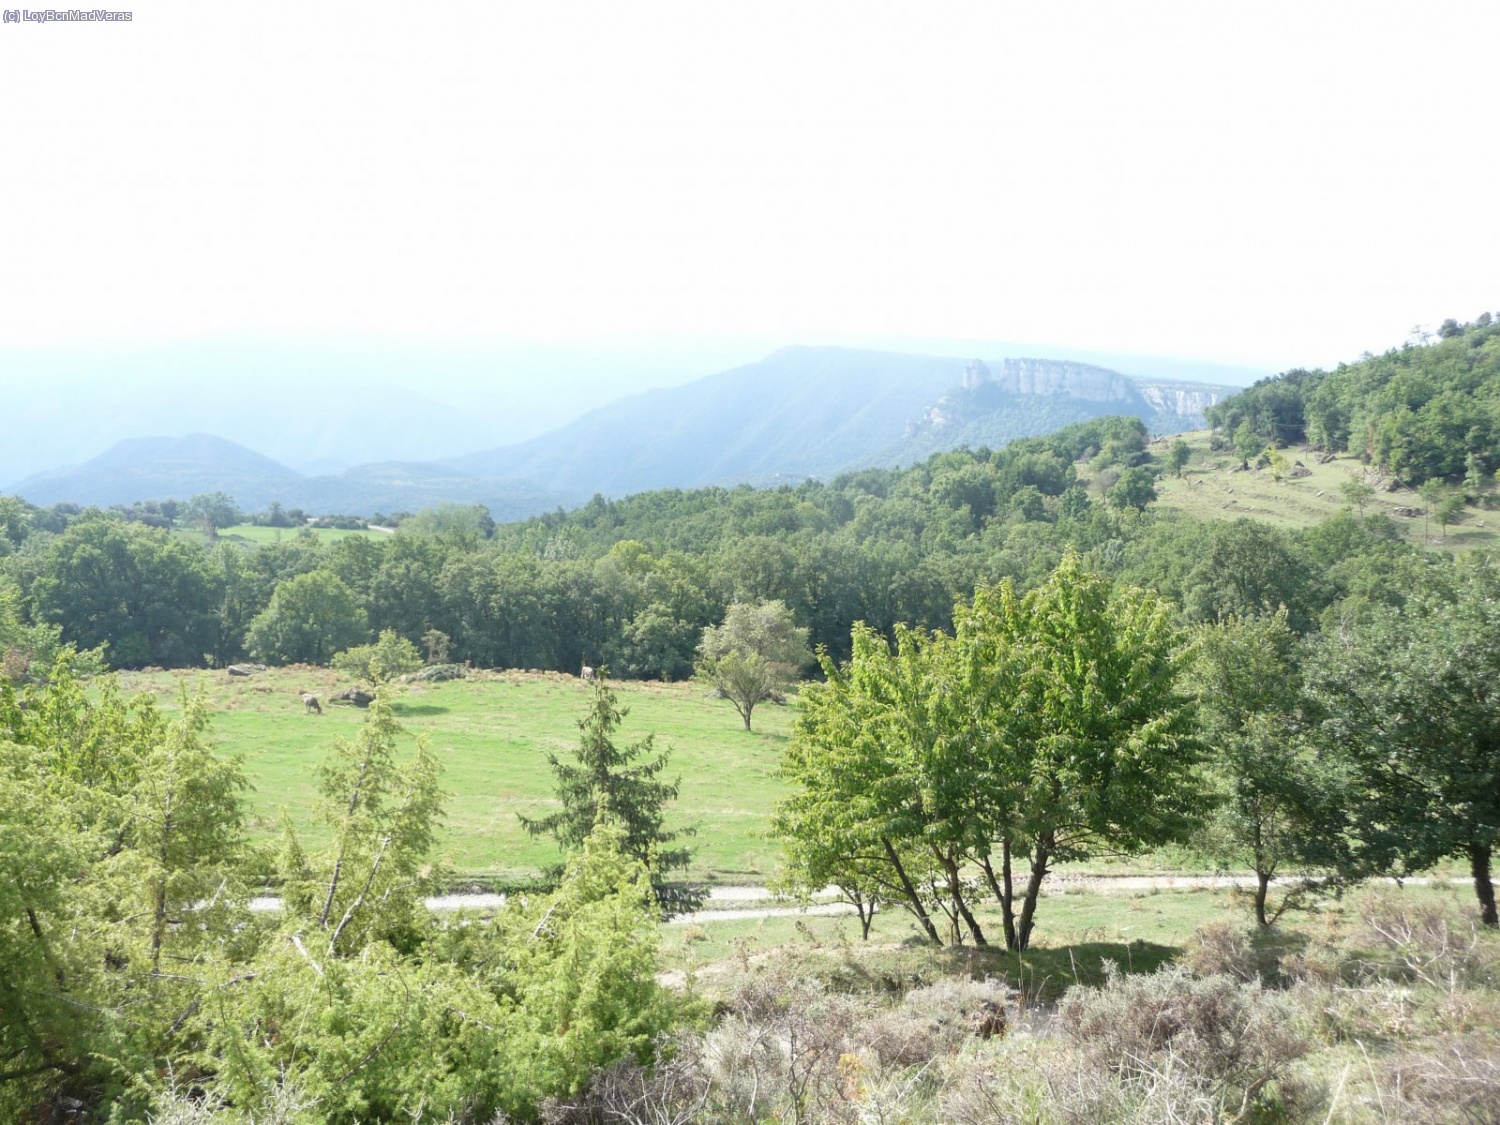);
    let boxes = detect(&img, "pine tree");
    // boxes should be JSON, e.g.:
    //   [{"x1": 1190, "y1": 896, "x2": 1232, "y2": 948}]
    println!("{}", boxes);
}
[{"x1": 520, "y1": 676, "x2": 694, "y2": 908}]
